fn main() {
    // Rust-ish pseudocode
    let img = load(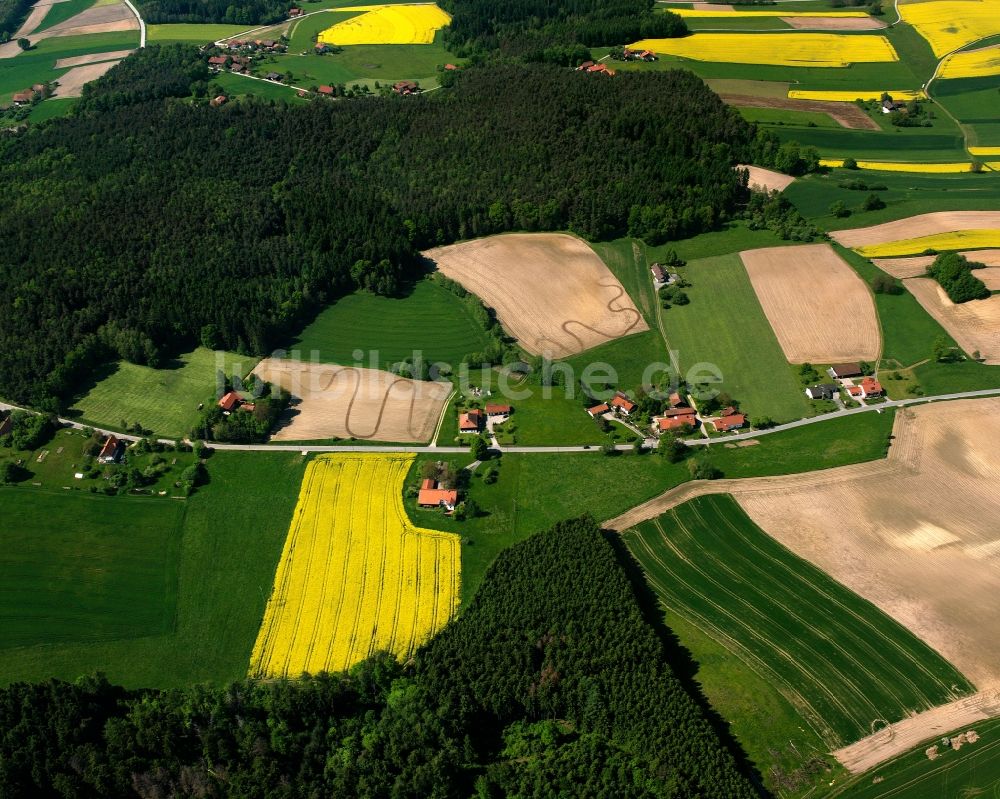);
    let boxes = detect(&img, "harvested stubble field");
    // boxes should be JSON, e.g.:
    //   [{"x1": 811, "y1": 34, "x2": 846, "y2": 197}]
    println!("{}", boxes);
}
[
  {"x1": 254, "y1": 357, "x2": 451, "y2": 442},
  {"x1": 738, "y1": 164, "x2": 796, "y2": 192},
  {"x1": 317, "y1": 3, "x2": 450, "y2": 46},
  {"x1": 52, "y1": 58, "x2": 122, "y2": 96},
  {"x1": 0, "y1": 0, "x2": 137, "y2": 58},
  {"x1": 624, "y1": 495, "x2": 969, "y2": 749},
  {"x1": 873, "y1": 250, "x2": 1000, "y2": 284},
  {"x1": 782, "y1": 16, "x2": 886, "y2": 30},
  {"x1": 424, "y1": 233, "x2": 647, "y2": 358},
  {"x1": 725, "y1": 95, "x2": 878, "y2": 130},
  {"x1": 831, "y1": 211, "x2": 1000, "y2": 249},
  {"x1": 740, "y1": 243, "x2": 880, "y2": 363},
  {"x1": 249, "y1": 454, "x2": 459, "y2": 678},
  {"x1": 610, "y1": 398, "x2": 1000, "y2": 691},
  {"x1": 630, "y1": 32, "x2": 898, "y2": 67},
  {"x1": 903, "y1": 278, "x2": 1000, "y2": 362}
]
